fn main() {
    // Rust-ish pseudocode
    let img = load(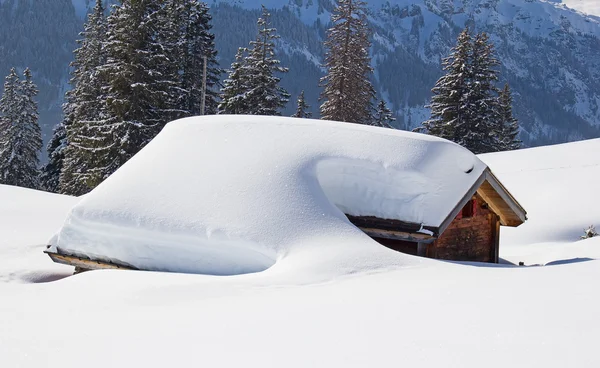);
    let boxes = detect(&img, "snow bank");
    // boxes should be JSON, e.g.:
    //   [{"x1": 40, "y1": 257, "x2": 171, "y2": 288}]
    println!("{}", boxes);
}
[
  {"x1": 50, "y1": 115, "x2": 485, "y2": 275},
  {"x1": 0, "y1": 185, "x2": 78, "y2": 283},
  {"x1": 480, "y1": 138, "x2": 600, "y2": 263},
  {"x1": 4, "y1": 138, "x2": 600, "y2": 368}
]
